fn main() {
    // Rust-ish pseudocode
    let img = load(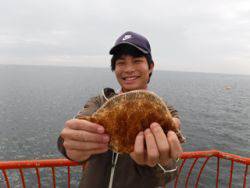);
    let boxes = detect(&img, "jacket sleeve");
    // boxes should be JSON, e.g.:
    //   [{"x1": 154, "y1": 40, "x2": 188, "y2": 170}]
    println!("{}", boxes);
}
[
  {"x1": 57, "y1": 96, "x2": 102, "y2": 160},
  {"x1": 135, "y1": 158, "x2": 178, "y2": 185},
  {"x1": 154, "y1": 159, "x2": 179, "y2": 185},
  {"x1": 74, "y1": 96, "x2": 103, "y2": 118}
]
